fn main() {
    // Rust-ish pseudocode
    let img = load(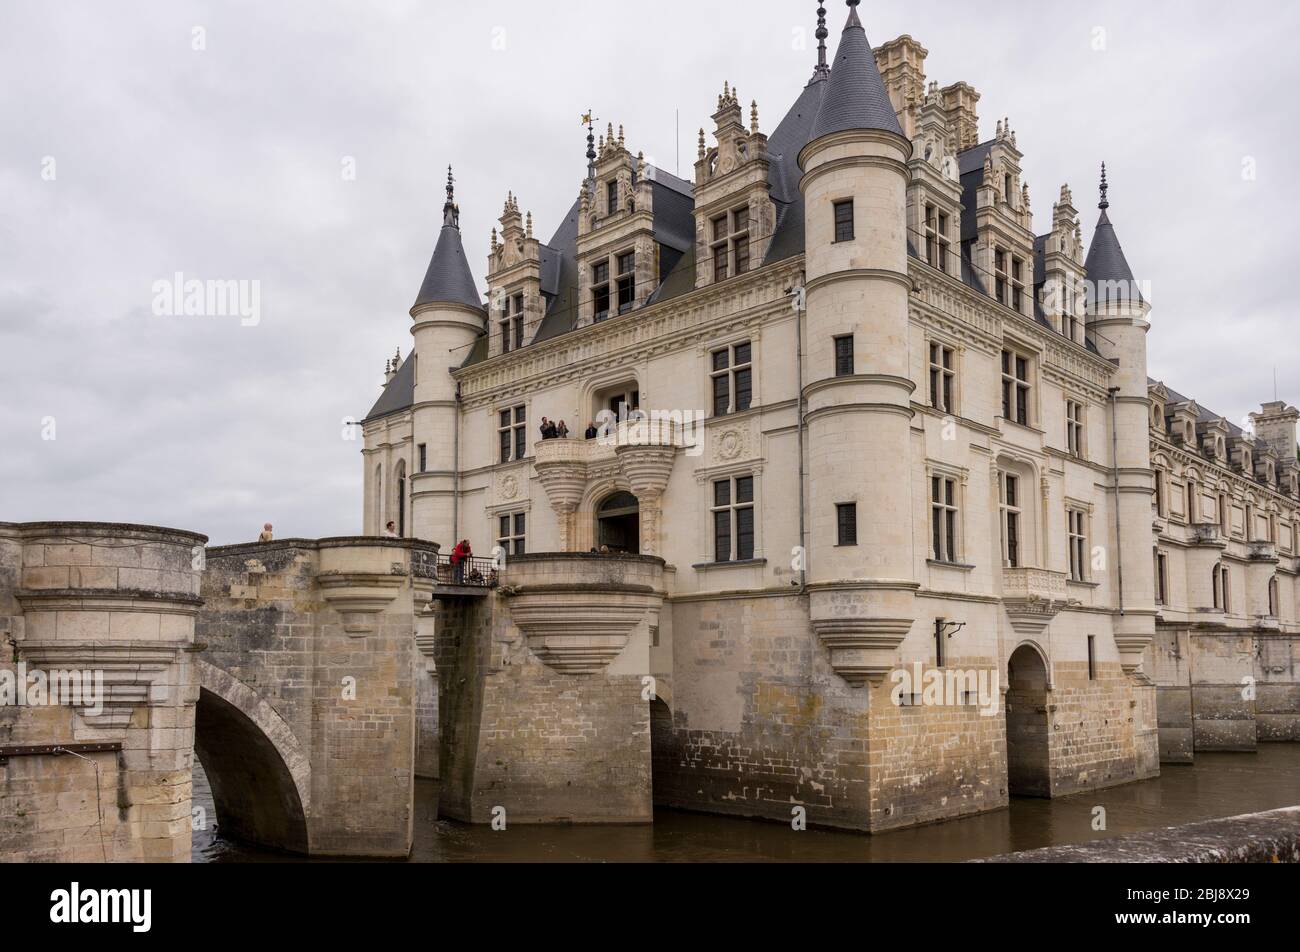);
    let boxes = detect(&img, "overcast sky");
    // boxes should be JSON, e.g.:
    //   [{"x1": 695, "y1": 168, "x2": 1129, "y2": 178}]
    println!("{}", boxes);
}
[{"x1": 2, "y1": 0, "x2": 1297, "y2": 546}]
